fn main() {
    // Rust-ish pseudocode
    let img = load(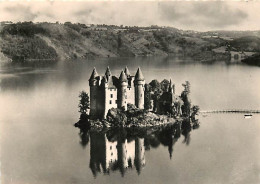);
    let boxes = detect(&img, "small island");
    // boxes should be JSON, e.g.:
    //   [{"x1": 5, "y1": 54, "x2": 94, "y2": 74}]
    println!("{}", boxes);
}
[{"x1": 75, "y1": 67, "x2": 199, "y2": 129}]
